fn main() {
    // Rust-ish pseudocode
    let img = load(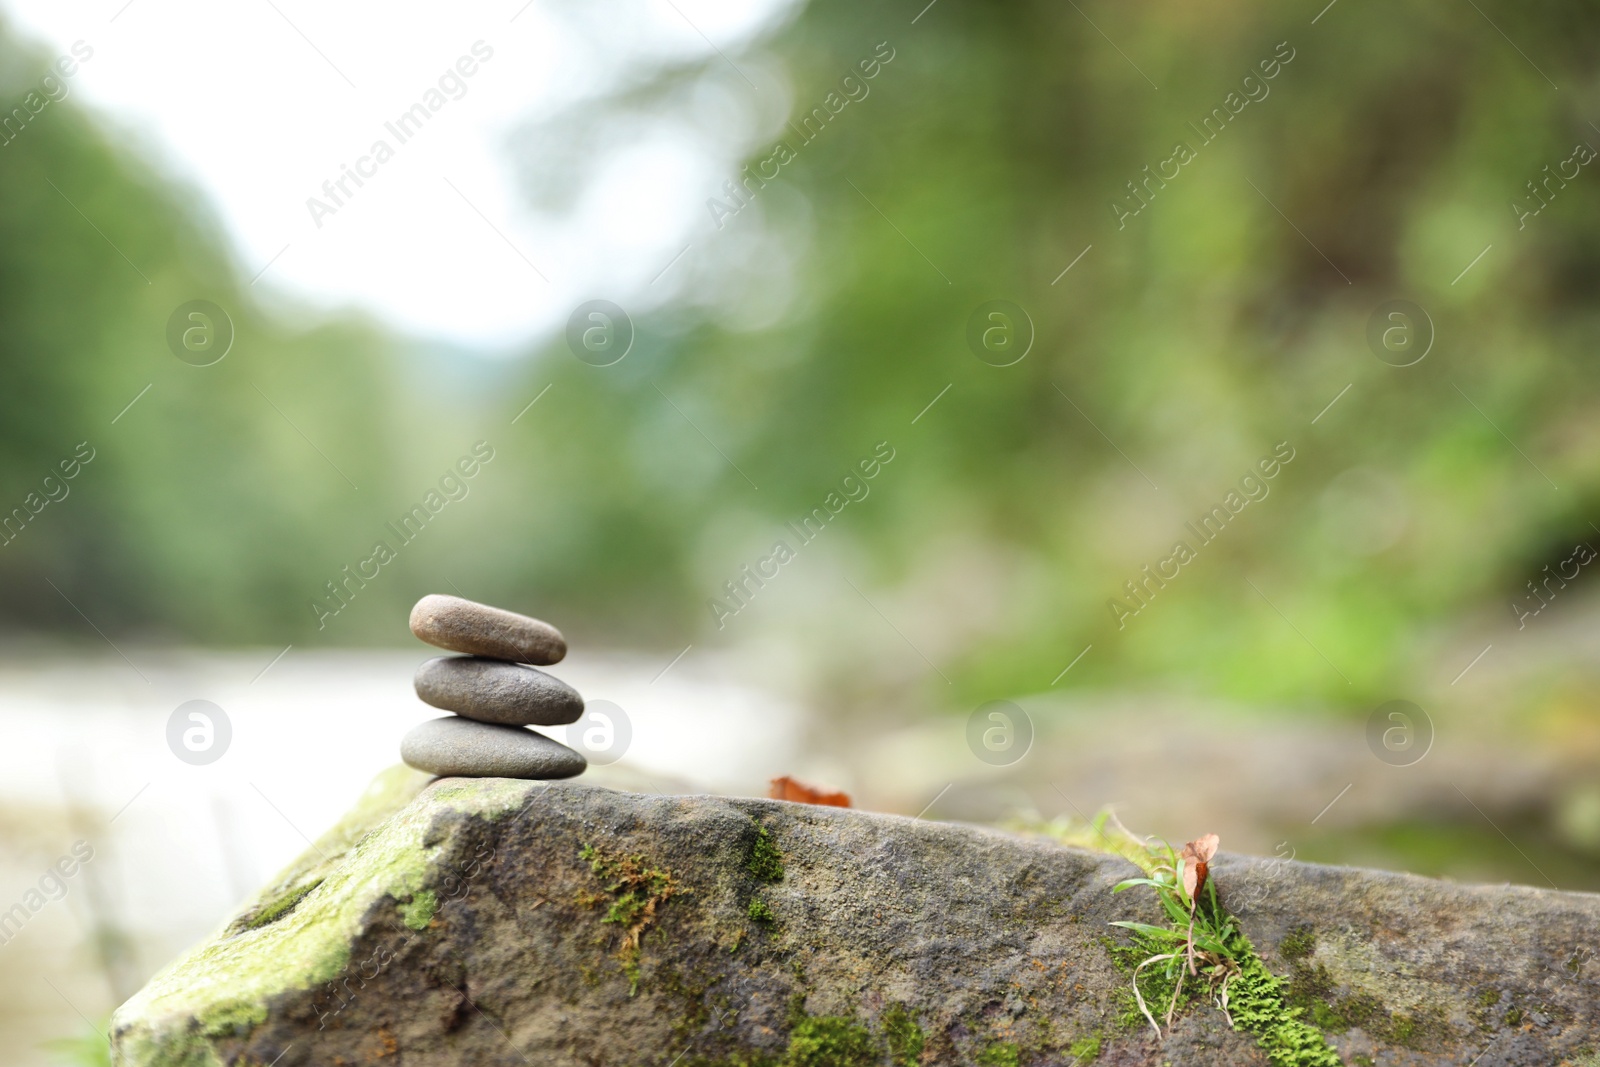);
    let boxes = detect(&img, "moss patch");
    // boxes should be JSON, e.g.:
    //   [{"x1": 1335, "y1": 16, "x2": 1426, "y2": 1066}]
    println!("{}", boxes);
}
[
  {"x1": 1279, "y1": 926, "x2": 1317, "y2": 962},
  {"x1": 783, "y1": 1017, "x2": 876, "y2": 1067},
  {"x1": 241, "y1": 878, "x2": 322, "y2": 930},
  {"x1": 580, "y1": 842, "x2": 683, "y2": 995},
  {"x1": 110, "y1": 766, "x2": 493, "y2": 1066},
  {"x1": 1109, "y1": 932, "x2": 1205, "y2": 1031},
  {"x1": 975, "y1": 1042, "x2": 1020, "y2": 1067},
  {"x1": 1066, "y1": 1033, "x2": 1101, "y2": 1063},
  {"x1": 398, "y1": 889, "x2": 437, "y2": 931},
  {"x1": 1283, "y1": 953, "x2": 1451, "y2": 1048},
  {"x1": 196, "y1": 999, "x2": 267, "y2": 1039},
  {"x1": 1226, "y1": 936, "x2": 1343, "y2": 1067},
  {"x1": 748, "y1": 824, "x2": 785, "y2": 882},
  {"x1": 881, "y1": 1003, "x2": 923, "y2": 1067},
  {"x1": 748, "y1": 896, "x2": 774, "y2": 924},
  {"x1": 685, "y1": 1007, "x2": 923, "y2": 1067}
]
